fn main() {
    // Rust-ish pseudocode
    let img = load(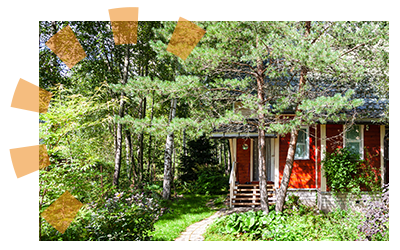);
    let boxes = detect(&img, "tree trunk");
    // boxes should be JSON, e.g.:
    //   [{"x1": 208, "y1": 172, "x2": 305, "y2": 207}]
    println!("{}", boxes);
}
[
  {"x1": 255, "y1": 34, "x2": 269, "y2": 213},
  {"x1": 172, "y1": 147, "x2": 177, "y2": 200},
  {"x1": 137, "y1": 97, "x2": 146, "y2": 182},
  {"x1": 183, "y1": 128, "x2": 187, "y2": 156},
  {"x1": 227, "y1": 140, "x2": 231, "y2": 173},
  {"x1": 113, "y1": 45, "x2": 130, "y2": 187},
  {"x1": 223, "y1": 140, "x2": 228, "y2": 175},
  {"x1": 275, "y1": 21, "x2": 310, "y2": 212},
  {"x1": 147, "y1": 90, "x2": 155, "y2": 181},
  {"x1": 162, "y1": 98, "x2": 177, "y2": 200},
  {"x1": 258, "y1": 127, "x2": 269, "y2": 212},
  {"x1": 125, "y1": 128, "x2": 136, "y2": 183},
  {"x1": 275, "y1": 128, "x2": 299, "y2": 212}
]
